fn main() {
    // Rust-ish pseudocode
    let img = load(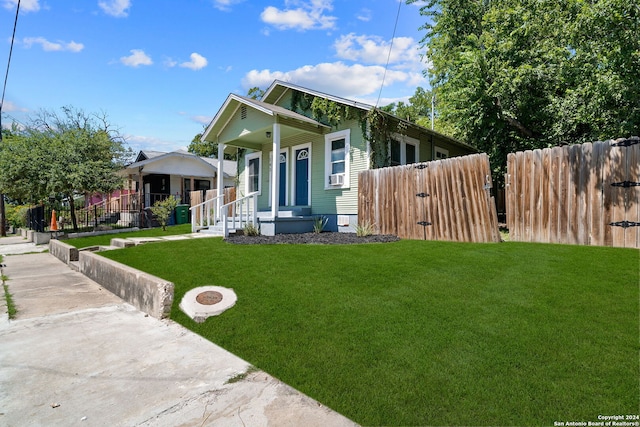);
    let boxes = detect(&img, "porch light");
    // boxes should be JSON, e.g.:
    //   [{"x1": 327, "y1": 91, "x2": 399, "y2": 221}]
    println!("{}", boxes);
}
[{"x1": 266, "y1": 131, "x2": 272, "y2": 139}]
